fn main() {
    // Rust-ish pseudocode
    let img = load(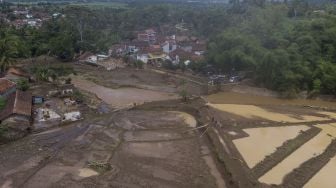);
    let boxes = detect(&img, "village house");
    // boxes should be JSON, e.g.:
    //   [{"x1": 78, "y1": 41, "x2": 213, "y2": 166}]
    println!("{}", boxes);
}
[
  {"x1": 0, "y1": 79, "x2": 32, "y2": 129},
  {"x1": 78, "y1": 52, "x2": 98, "y2": 64},
  {"x1": 136, "y1": 44, "x2": 168, "y2": 65},
  {"x1": 162, "y1": 40, "x2": 177, "y2": 54},
  {"x1": 0, "y1": 78, "x2": 16, "y2": 98},
  {"x1": 192, "y1": 43, "x2": 206, "y2": 56},
  {"x1": 137, "y1": 28, "x2": 157, "y2": 43},
  {"x1": 109, "y1": 44, "x2": 127, "y2": 56}
]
